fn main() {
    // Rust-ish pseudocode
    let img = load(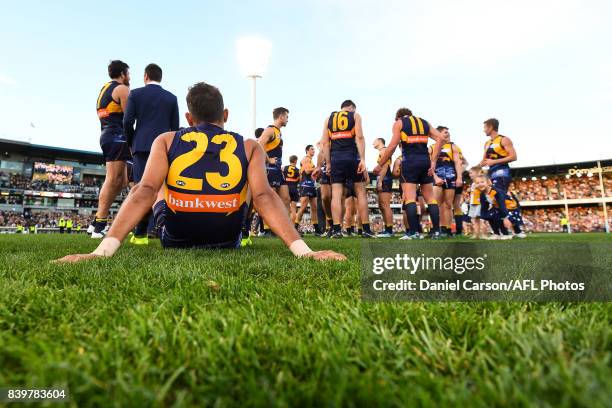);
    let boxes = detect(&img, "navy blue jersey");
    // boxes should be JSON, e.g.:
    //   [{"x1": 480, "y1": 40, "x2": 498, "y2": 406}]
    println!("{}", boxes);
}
[
  {"x1": 399, "y1": 115, "x2": 431, "y2": 159},
  {"x1": 96, "y1": 81, "x2": 124, "y2": 132},
  {"x1": 300, "y1": 156, "x2": 315, "y2": 184},
  {"x1": 283, "y1": 164, "x2": 300, "y2": 185},
  {"x1": 164, "y1": 123, "x2": 248, "y2": 245},
  {"x1": 264, "y1": 125, "x2": 283, "y2": 168},
  {"x1": 327, "y1": 111, "x2": 357, "y2": 158},
  {"x1": 377, "y1": 151, "x2": 393, "y2": 183}
]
